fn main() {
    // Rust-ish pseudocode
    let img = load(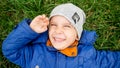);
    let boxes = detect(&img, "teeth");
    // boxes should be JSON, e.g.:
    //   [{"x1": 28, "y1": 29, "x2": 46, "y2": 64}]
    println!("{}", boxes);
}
[{"x1": 54, "y1": 37, "x2": 64, "y2": 42}]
